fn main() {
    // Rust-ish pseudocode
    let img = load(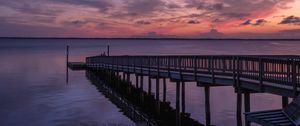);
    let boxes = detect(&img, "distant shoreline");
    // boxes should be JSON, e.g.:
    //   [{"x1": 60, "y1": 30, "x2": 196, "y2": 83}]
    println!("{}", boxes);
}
[{"x1": 1, "y1": 37, "x2": 300, "y2": 41}]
